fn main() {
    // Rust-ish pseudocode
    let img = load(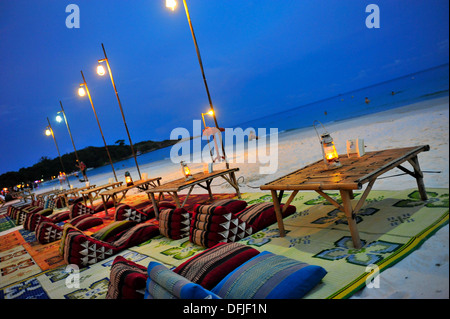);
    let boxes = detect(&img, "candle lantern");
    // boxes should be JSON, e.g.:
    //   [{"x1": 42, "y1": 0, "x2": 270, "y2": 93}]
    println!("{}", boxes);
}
[
  {"x1": 313, "y1": 121, "x2": 342, "y2": 170},
  {"x1": 125, "y1": 171, "x2": 133, "y2": 186},
  {"x1": 181, "y1": 161, "x2": 193, "y2": 180}
]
